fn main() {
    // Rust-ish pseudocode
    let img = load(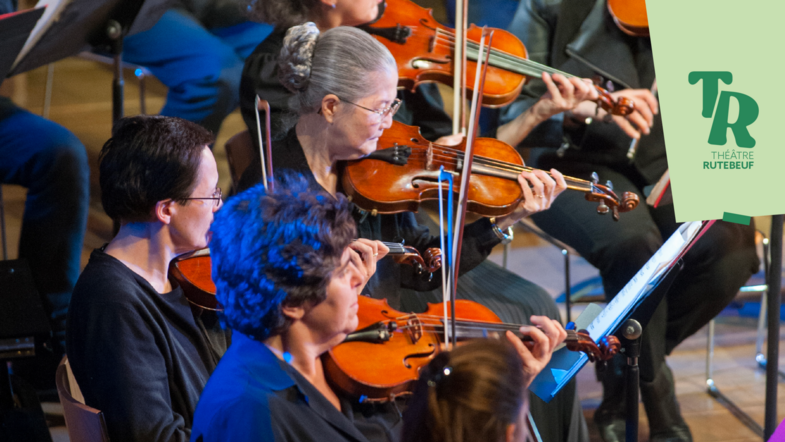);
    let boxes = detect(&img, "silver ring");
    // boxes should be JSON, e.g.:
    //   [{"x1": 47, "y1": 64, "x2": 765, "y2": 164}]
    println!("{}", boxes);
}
[{"x1": 374, "y1": 253, "x2": 379, "y2": 257}]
